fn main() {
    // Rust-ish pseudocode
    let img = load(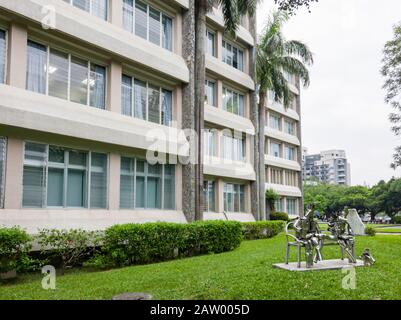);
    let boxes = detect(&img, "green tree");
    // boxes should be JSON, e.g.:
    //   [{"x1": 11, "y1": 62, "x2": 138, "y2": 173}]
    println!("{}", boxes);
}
[
  {"x1": 265, "y1": 189, "x2": 280, "y2": 213},
  {"x1": 274, "y1": 0, "x2": 319, "y2": 14},
  {"x1": 381, "y1": 22, "x2": 401, "y2": 168}
]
